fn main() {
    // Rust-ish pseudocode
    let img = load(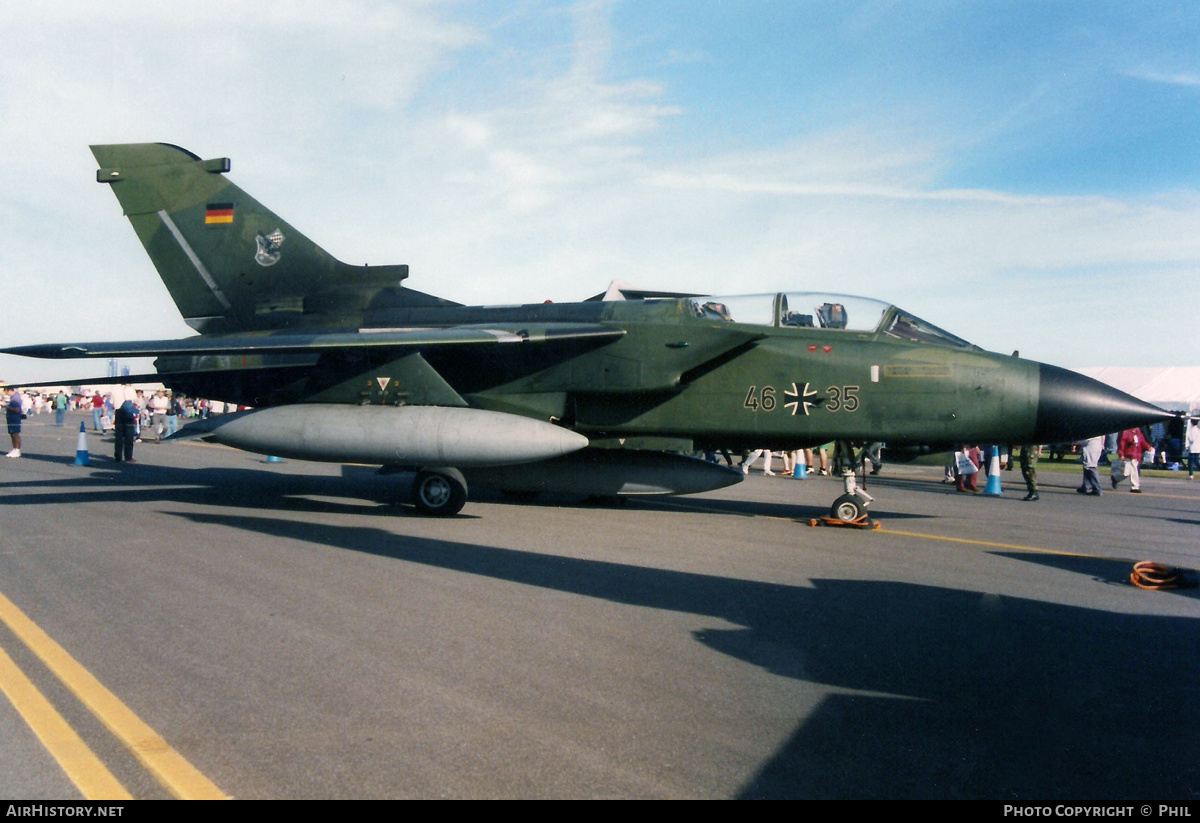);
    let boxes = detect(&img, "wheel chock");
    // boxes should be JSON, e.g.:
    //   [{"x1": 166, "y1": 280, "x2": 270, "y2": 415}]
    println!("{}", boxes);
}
[{"x1": 808, "y1": 515, "x2": 879, "y2": 529}]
